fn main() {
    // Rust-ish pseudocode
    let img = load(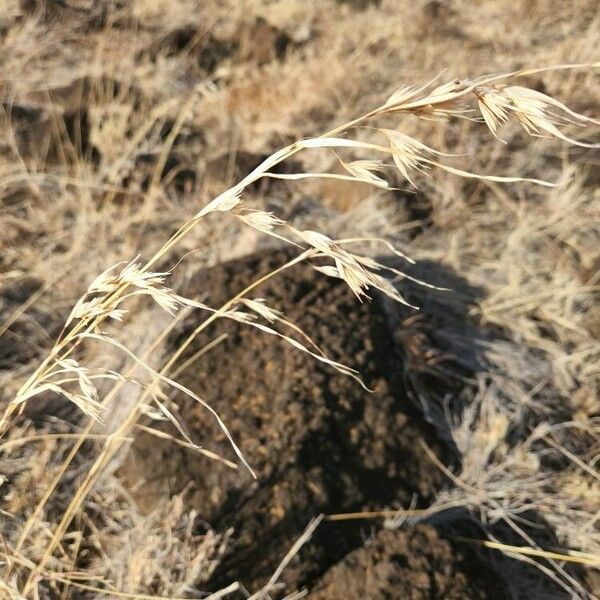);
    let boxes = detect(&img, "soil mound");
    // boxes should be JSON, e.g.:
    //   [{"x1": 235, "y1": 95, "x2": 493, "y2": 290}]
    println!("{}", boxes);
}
[
  {"x1": 121, "y1": 249, "x2": 504, "y2": 597},
  {"x1": 310, "y1": 527, "x2": 493, "y2": 600}
]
